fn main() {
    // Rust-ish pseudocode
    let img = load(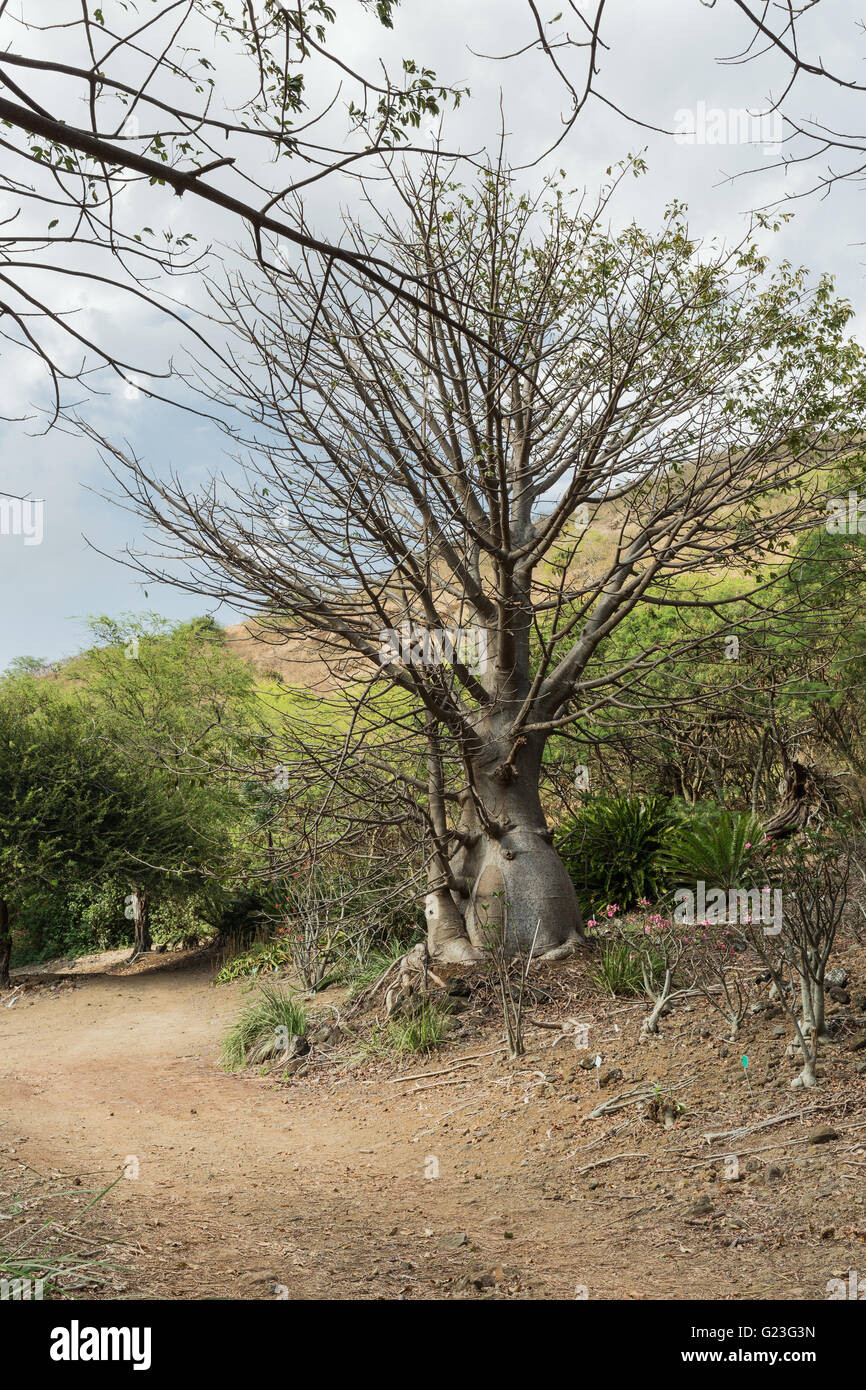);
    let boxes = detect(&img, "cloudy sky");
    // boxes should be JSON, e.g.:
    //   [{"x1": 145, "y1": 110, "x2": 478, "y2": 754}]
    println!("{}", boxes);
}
[{"x1": 3, "y1": 0, "x2": 866, "y2": 668}]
